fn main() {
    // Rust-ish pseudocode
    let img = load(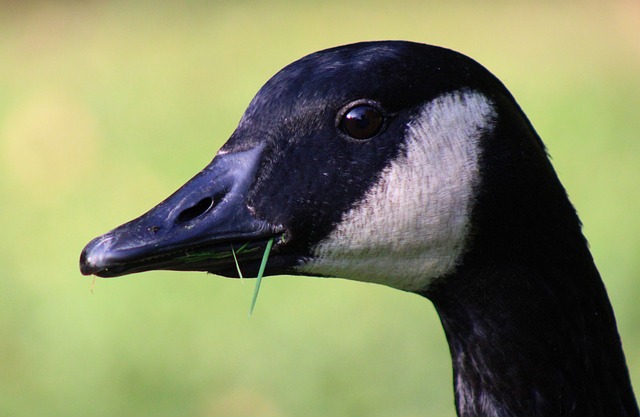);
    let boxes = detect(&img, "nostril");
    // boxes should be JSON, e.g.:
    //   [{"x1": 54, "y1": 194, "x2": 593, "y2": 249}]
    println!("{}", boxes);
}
[
  {"x1": 176, "y1": 190, "x2": 228, "y2": 224},
  {"x1": 177, "y1": 197, "x2": 213, "y2": 223}
]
